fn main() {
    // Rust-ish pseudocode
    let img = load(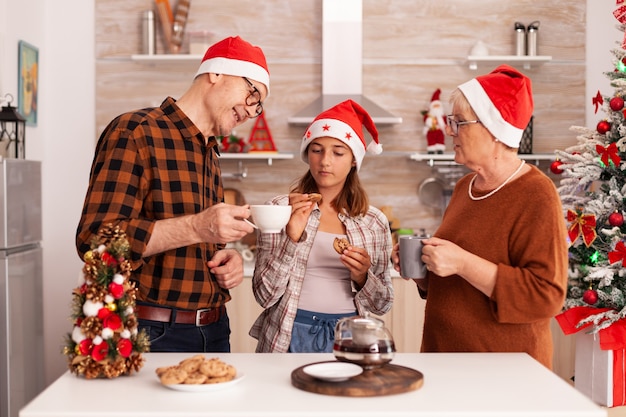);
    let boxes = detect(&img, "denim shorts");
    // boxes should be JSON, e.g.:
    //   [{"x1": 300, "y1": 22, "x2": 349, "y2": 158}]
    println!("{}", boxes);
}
[{"x1": 289, "y1": 309, "x2": 356, "y2": 353}]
